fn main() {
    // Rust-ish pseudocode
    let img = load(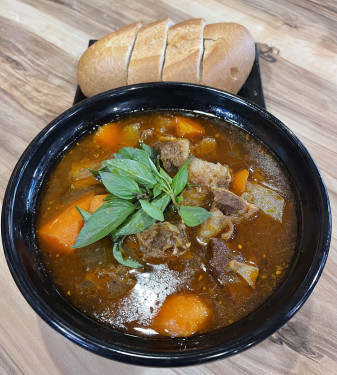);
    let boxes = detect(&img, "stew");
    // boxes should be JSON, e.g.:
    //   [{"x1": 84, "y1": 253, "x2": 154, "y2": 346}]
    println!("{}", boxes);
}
[{"x1": 37, "y1": 112, "x2": 298, "y2": 337}]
